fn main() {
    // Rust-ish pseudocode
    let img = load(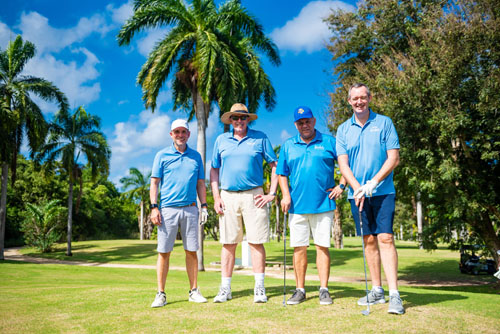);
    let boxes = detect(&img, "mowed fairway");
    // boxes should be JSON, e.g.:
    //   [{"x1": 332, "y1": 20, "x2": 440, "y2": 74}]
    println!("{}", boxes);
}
[{"x1": 1, "y1": 239, "x2": 499, "y2": 334}]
